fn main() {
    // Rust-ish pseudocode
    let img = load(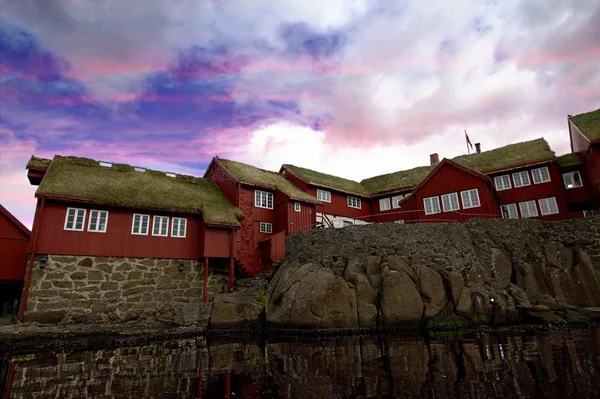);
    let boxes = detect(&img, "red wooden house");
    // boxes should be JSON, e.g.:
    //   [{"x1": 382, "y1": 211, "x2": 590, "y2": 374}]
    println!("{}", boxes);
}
[
  {"x1": 204, "y1": 157, "x2": 321, "y2": 277},
  {"x1": 0, "y1": 204, "x2": 30, "y2": 317}
]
